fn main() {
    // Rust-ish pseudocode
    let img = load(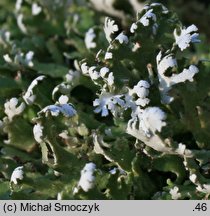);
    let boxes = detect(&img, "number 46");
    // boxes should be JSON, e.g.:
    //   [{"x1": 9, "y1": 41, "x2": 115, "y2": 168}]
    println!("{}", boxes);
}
[{"x1": 195, "y1": 203, "x2": 207, "y2": 211}]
